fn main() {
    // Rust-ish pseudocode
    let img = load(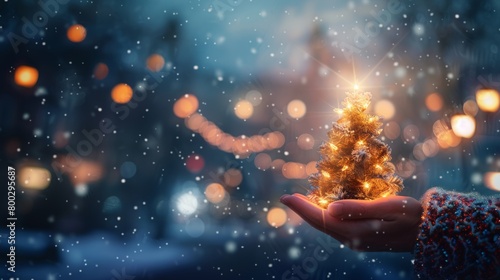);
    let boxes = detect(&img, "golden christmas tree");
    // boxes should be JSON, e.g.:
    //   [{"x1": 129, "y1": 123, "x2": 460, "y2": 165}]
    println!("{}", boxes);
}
[{"x1": 308, "y1": 92, "x2": 404, "y2": 207}]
